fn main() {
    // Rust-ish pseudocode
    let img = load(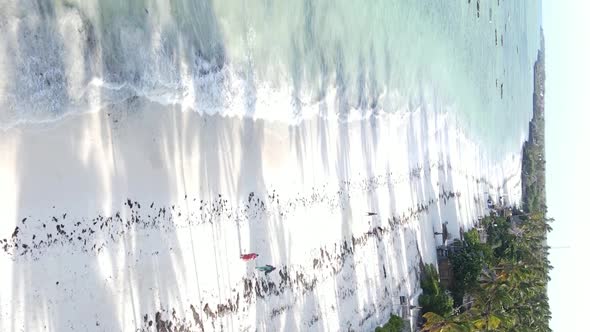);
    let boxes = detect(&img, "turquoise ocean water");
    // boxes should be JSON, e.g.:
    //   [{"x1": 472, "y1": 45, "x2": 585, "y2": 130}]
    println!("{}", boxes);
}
[{"x1": 0, "y1": 0, "x2": 541, "y2": 157}]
